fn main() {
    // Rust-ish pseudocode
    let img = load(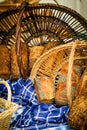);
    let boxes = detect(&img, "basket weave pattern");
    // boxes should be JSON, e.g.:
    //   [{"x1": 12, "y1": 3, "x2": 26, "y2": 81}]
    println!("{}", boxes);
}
[
  {"x1": 30, "y1": 41, "x2": 87, "y2": 83},
  {"x1": 0, "y1": 2, "x2": 87, "y2": 130},
  {"x1": 0, "y1": 4, "x2": 87, "y2": 49}
]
